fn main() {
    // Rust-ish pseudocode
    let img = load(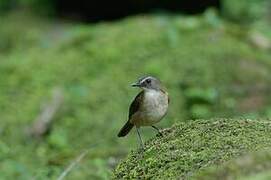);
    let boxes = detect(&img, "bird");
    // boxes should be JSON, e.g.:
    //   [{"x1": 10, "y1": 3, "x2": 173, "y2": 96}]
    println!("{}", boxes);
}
[{"x1": 117, "y1": 76, "x2": 169, "y2": 149}]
